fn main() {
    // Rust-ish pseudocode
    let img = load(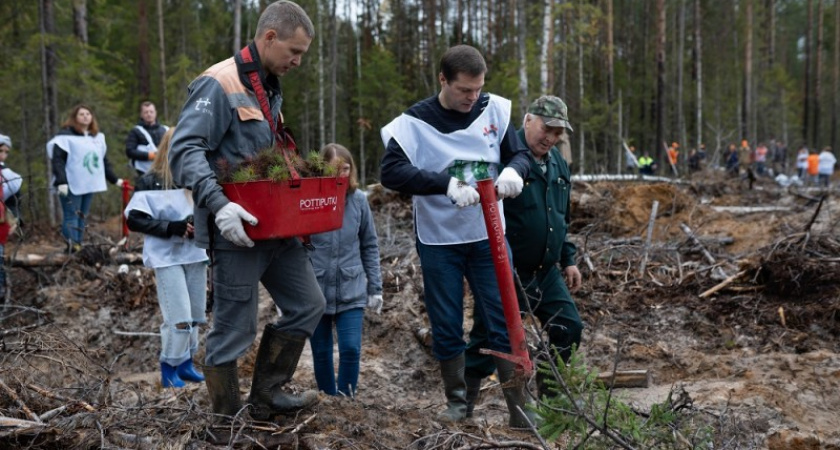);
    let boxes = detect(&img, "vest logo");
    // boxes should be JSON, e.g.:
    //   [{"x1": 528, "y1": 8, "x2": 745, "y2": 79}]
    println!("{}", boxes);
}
[
  {"x1": 300, "y1": 196, "x2": 338, "y2": 212},
  {"x1": 483, "y1": 124, "x2": 498, "y2": 138},
  {"x1": 83, "y1": 151, "x2": 100, "y2": 174}
]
